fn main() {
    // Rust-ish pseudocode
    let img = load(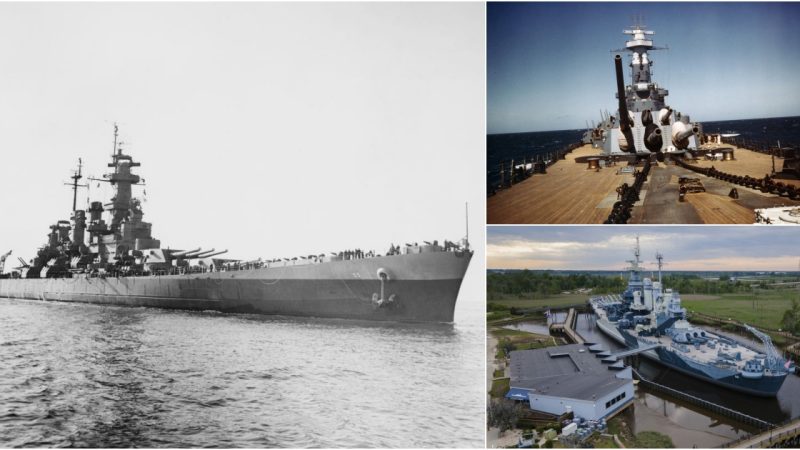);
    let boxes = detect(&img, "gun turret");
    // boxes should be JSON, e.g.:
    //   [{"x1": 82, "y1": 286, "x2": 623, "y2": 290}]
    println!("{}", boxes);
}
[
  {"x1": 614, "y1": 55, "x2": 636, "y2": 153},
  {"x1": 171, "y1": 247, "x2": 202, "y2": 257},
  {"x1": 672, "y1": 121, "x2": 699, "y2": 150}
]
